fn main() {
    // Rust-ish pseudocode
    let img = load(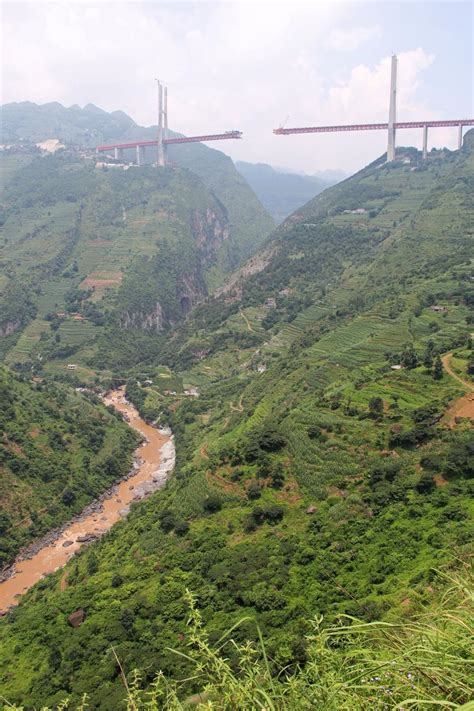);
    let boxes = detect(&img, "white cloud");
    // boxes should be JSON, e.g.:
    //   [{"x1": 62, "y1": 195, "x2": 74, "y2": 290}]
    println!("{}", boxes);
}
[
  {"x1": 0, "y1": 2, "x2": 461, "y2": 172},
  {"x1": 326, "y1": 48, "x2": 435, "y2": 121},
  {"x1": 326, "y1": 25, "x2": 381, "y2": 51}
]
